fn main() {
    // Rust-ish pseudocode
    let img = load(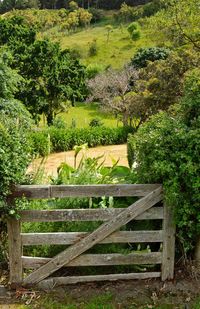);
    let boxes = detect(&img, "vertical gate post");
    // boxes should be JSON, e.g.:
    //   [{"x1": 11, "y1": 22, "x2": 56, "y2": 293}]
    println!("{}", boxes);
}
[
  {"x1": 7, "y1": 216, "x2": 23, "y2": 287},
  {"x1": 161, "y1": 203, "x2": 176, "y2": 280}
]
